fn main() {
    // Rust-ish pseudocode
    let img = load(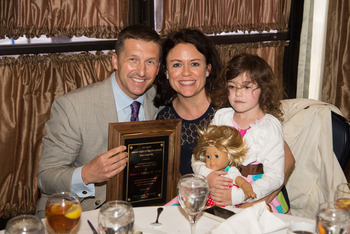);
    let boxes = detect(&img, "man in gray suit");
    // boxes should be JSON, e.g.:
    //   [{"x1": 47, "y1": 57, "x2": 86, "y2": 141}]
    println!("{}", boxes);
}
[{"x1": 36, "y1": 24, "x2": 162, "y2": 218}]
